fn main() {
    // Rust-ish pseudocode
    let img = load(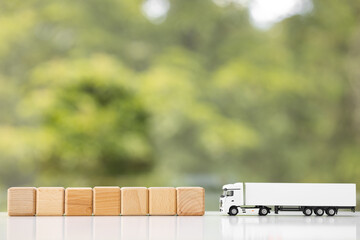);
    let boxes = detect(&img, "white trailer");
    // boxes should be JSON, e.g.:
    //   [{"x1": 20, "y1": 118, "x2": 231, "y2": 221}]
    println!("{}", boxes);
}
[{"x1": 219, "y1": 182, "x2": 356, "y2": 216}]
